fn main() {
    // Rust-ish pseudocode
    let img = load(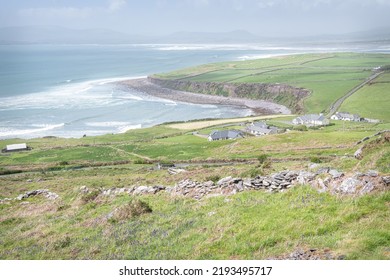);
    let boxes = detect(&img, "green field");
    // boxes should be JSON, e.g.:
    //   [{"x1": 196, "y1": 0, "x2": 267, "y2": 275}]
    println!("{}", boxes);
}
[
  {"x1": 340, "y1": 72, "x2": 390, "y2": 121},
  {"x1": 155, "y1": 53, "x2": 390, "y2": 117}
]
